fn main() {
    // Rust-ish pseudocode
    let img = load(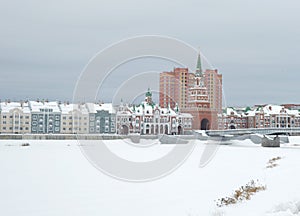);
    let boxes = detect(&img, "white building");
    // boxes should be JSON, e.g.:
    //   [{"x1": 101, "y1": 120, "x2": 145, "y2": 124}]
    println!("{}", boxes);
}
[
  {"x1": 116, "y1": 89, "x2": 193, "y2": 135},
  {"x1": 0, "y1": 101, "x2": 31, "y2": 134}
]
